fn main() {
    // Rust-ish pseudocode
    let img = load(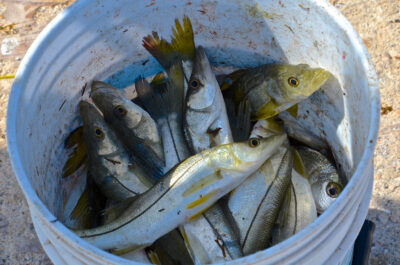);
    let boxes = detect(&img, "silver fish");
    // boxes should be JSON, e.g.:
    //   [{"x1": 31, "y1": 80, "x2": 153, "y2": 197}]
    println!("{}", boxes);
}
[
  {"x1": 272, "y1": 170, "x2": 317, "y2": 244},
  {"x1": 184, "y1": 46, "x2": 233, "y2": 153},
  {"x1": 295, "y1": 146, "x2": 343, "y2": 213},
  {"x1": 182, "y1": 47, "x2": 242, "y2": 264},
  {"x1": 90, "y1": 81, "x2": 165, "y2": 180},
  {"x1": 227, "y1": 146, "x2": 293, "y2": 255},
  {"x1": 79, "y1": 101, "x2": 151, "y2": 201},
  {"x1": 75, "y1": 135, "x2": 286, "y2": 253}
]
